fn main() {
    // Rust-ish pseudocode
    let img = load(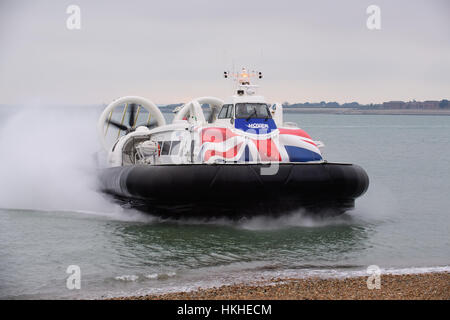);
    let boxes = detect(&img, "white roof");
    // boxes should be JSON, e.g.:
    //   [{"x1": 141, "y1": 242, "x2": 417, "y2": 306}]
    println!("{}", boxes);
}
[{"x1": 225, "y1": 94, "x2": 267, "y2": 104}]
